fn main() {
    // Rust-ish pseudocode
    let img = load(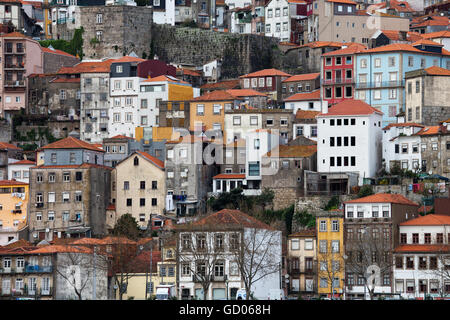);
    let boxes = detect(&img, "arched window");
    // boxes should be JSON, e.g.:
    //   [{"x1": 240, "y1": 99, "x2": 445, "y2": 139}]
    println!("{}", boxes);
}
[{"x1": 134, "y1": 156, "x2": 139, "y2": 166}]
